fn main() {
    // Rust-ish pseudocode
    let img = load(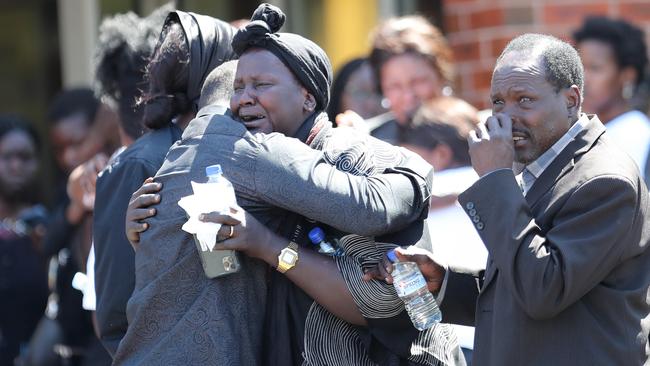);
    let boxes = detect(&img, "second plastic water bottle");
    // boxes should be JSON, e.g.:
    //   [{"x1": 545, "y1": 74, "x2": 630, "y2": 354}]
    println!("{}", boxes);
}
[
  {"x1": 308, "y1": 227, "x2": 344, "y2": 256},
  {"x1": 388, "y1": 249, "x2": 442, "y2": 330}
]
